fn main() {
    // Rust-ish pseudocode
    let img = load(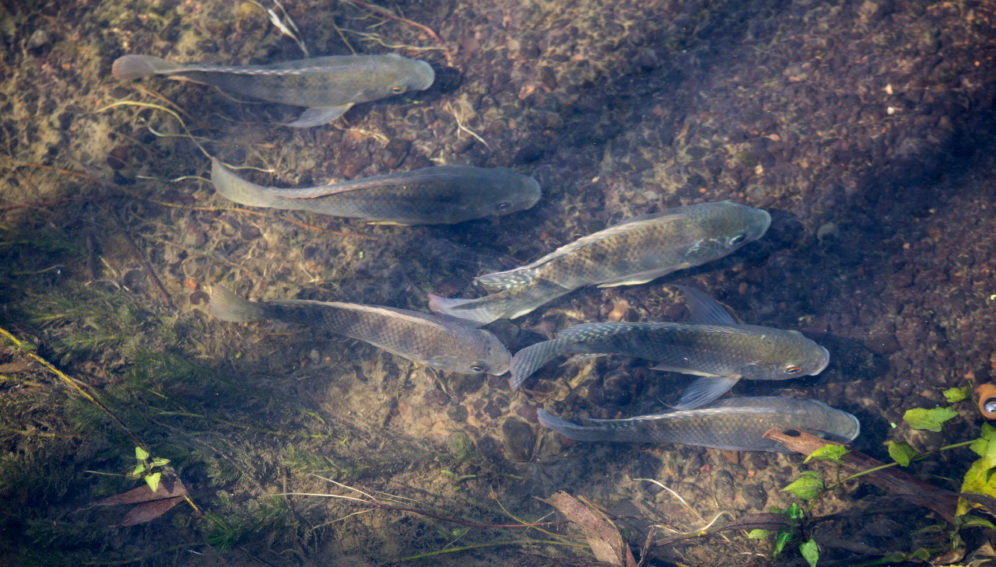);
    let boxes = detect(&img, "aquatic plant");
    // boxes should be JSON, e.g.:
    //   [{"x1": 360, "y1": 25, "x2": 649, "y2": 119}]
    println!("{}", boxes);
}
[{"x1": 762, "y1": 385, "x2": 996, "y2": 564}]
